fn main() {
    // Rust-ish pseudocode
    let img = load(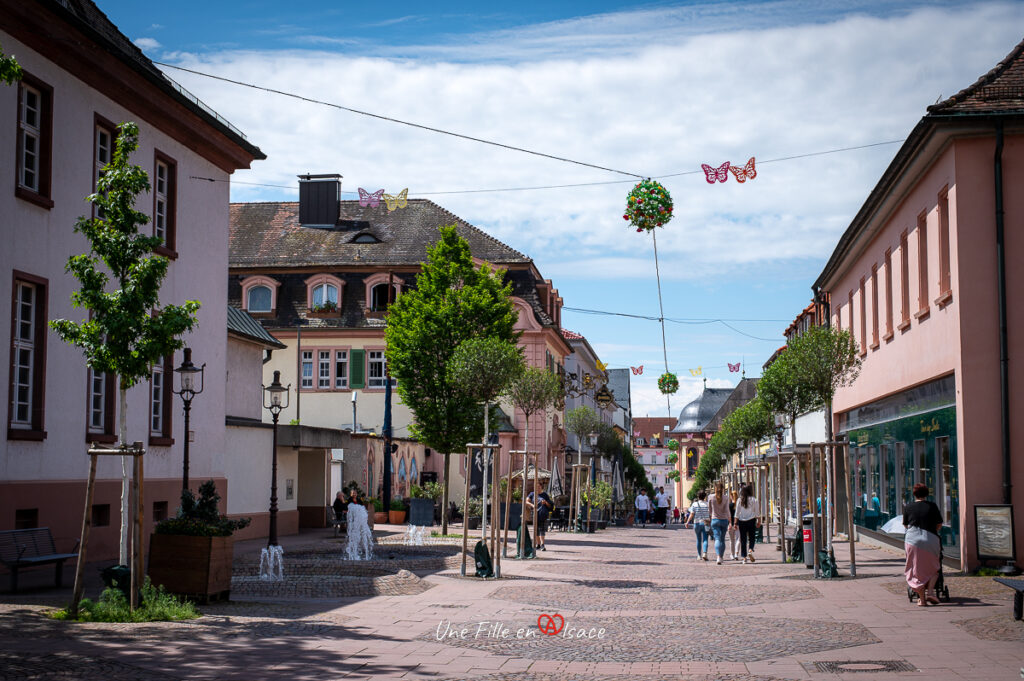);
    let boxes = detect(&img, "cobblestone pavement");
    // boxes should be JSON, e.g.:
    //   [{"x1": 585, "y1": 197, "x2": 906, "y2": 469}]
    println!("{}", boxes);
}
[{"x1": 1, "y1": 526, "x2": 1022, "y2": 680}]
